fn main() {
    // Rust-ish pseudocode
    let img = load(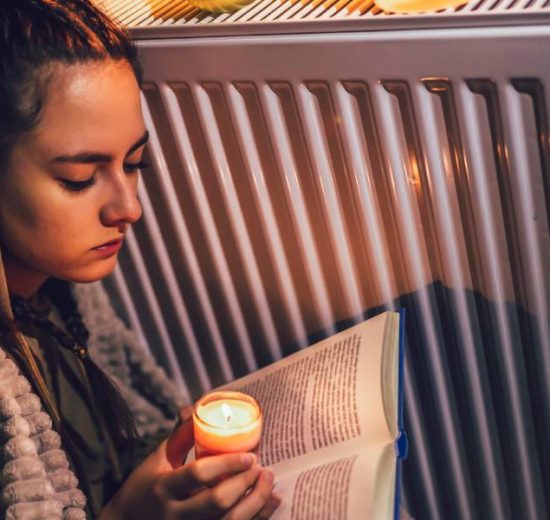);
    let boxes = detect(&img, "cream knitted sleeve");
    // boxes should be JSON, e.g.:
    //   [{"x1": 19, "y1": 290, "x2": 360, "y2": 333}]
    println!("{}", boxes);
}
[{"x1": 0, "y1": 350, "x2": 86, "y2": 519}]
